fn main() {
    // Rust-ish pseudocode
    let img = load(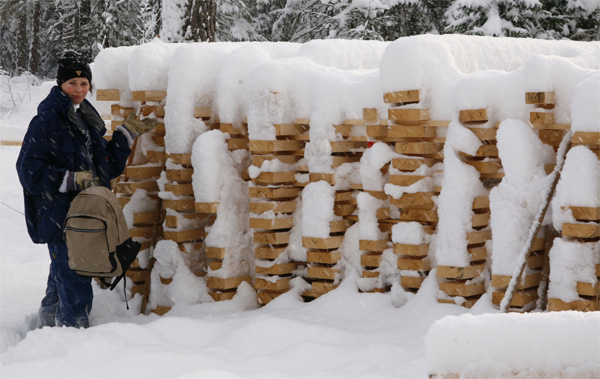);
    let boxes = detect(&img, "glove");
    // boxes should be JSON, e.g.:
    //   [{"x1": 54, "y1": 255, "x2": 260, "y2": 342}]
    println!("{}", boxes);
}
[
  {"x1": 66, "y1": 170, "x2": 98, "y2": 192},
  {"x1": 123, "y1": 113, "x2": 157, "y2": 138}
]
